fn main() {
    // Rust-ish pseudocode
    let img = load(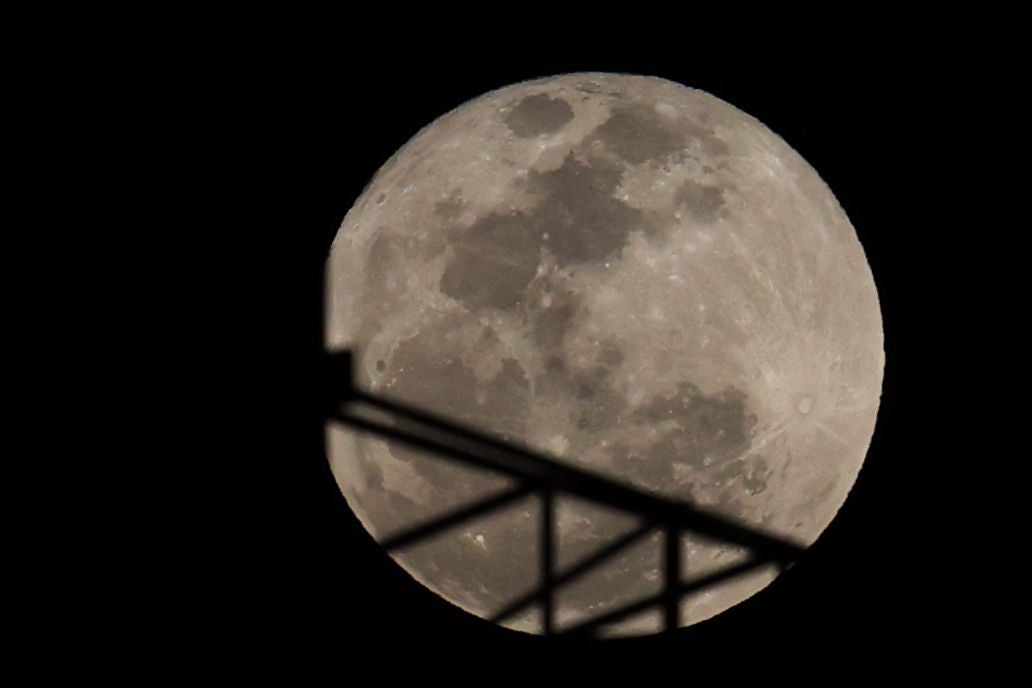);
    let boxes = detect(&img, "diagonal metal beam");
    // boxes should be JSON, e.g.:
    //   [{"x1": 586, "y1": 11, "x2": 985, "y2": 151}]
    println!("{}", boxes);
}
[
  {"x1": 329, "y1": 410, "x2": 532, "y2": 483},
  {"x1": 334, "y1": 389, "x2": 806, "y2": 562},
  {"x1": 559, "y1": 556, "x2": 774, "y2": 636},
  {"x1": 381, "y1": 483, "x2": 536, "y2": 551},
  {"x1": 490, "y1": 520, "x2": 656, "y2": 624}
]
